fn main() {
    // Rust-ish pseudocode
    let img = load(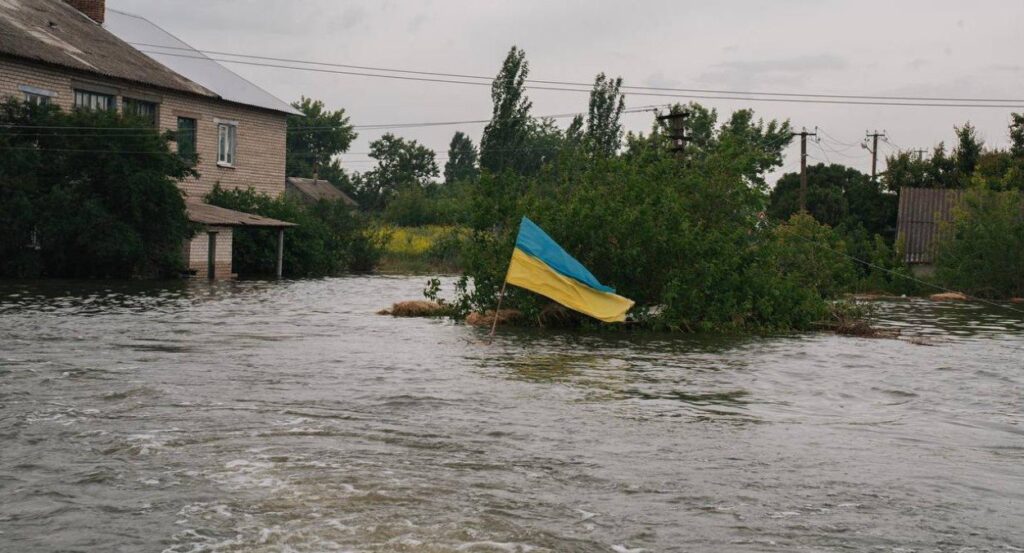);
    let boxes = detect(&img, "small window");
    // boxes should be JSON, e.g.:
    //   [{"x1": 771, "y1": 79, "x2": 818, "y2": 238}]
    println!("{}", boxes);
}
[
  {"x1": 217, "y1": 122, "x2": 237, "y2": 166},
  {"x1": 20, "y1": 85, "x2": 56, "y2": 106},
  {"x1": 177, "y1": 117, "x2": 197, "y2": 161},
  {"x1": 124, "y1": 98, "x2": 158, "y2": 125},
  {"x1": 24, "y1": 93, "x2": 51, "y2": 106},
  {"x1": 74, "y1": 89, "x2": 115, "y2": 111}
]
